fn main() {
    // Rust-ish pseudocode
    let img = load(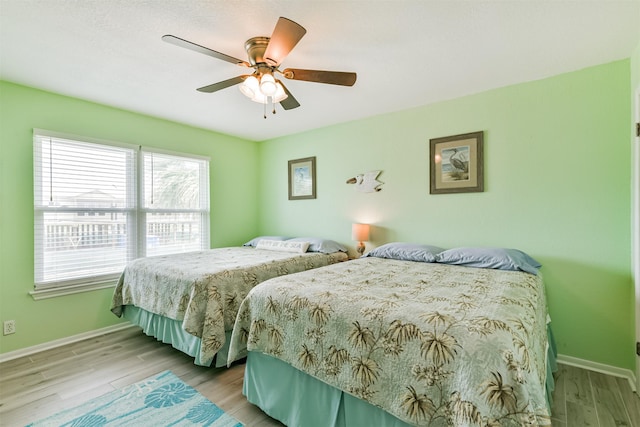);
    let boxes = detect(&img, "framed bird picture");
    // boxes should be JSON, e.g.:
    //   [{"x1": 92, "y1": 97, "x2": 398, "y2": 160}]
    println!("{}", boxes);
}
[
  {"x1": 288, "y1": 156, "x2": 316, "y2": 200},
  {"x1": 429, "y1": 131, "x2": 484, "y2": 194}
]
